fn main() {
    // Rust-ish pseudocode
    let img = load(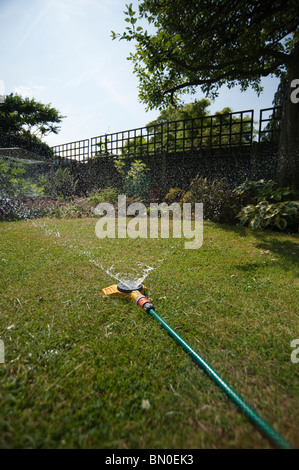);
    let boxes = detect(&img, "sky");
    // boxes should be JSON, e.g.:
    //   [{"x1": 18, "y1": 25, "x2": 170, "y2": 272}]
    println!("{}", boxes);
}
[{"x1": 0, "y1": 0, "x2": 281, "y2": 148}]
